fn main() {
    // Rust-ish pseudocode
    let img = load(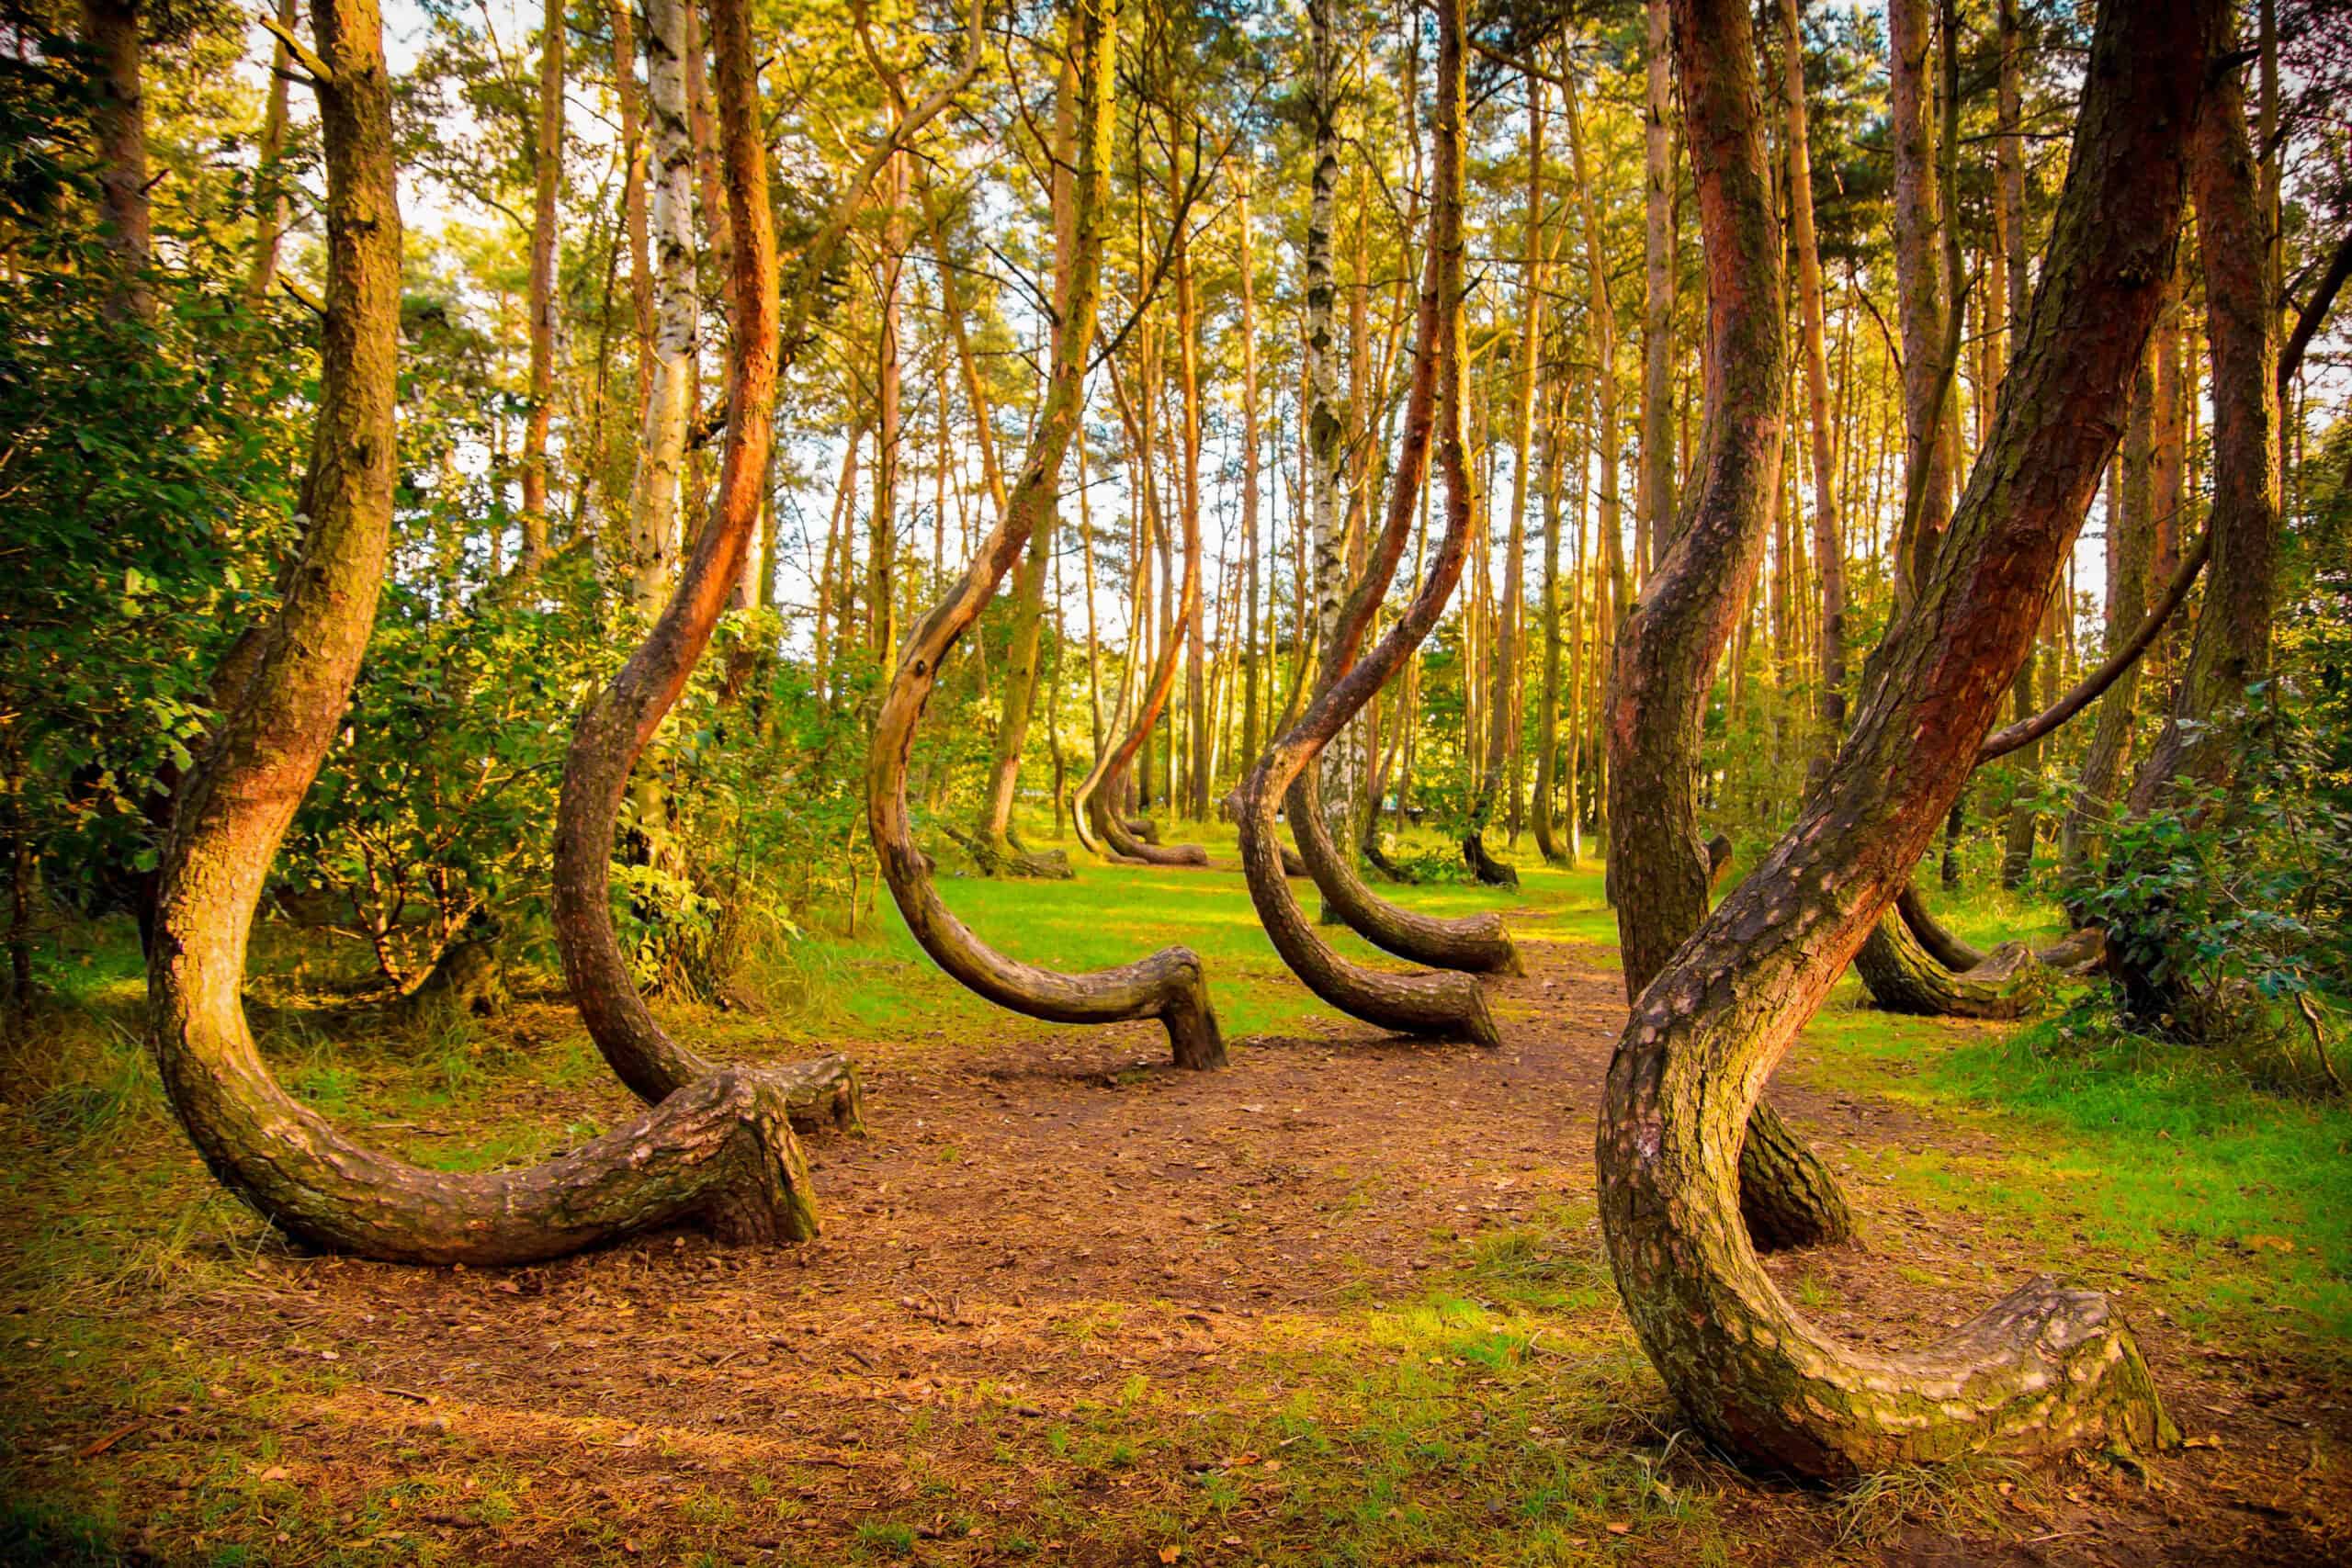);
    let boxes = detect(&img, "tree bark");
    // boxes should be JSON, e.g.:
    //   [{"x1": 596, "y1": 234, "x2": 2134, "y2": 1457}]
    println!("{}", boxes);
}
[
  {"x1": 865, "y1": 0, "x2": 1221, "y2": 1071},
  {"x1": 83, "y1": 0, "x2": 151, "y2": 321},
  {"x1": 625, "y1": 0, "x2": 696, "y2": 615},
  {"x1": 246, "y1": 0, "x2": 296, "y2": 305},
  {"x1": 144, "y1": 0, "x2": 824, "y2": 1265},
  {"x1": 1235, "y1": 0, "x2": 1503, "y2": 1050},
  {"x1": 1888, "y1": 0, "x2": 1951, "y2": 603},
  {"x1": 1596, "y1": 0, "x2": 2211, "y2": 1477}
]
